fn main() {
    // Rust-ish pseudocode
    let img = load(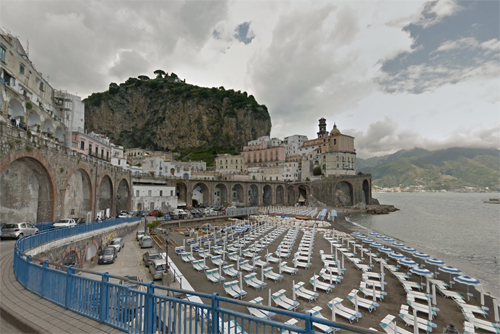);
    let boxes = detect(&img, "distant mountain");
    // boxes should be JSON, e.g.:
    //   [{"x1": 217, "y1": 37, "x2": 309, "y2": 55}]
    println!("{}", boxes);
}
[{"x1": 357, "y1": 148, "x2": 500, "y2": 191}]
